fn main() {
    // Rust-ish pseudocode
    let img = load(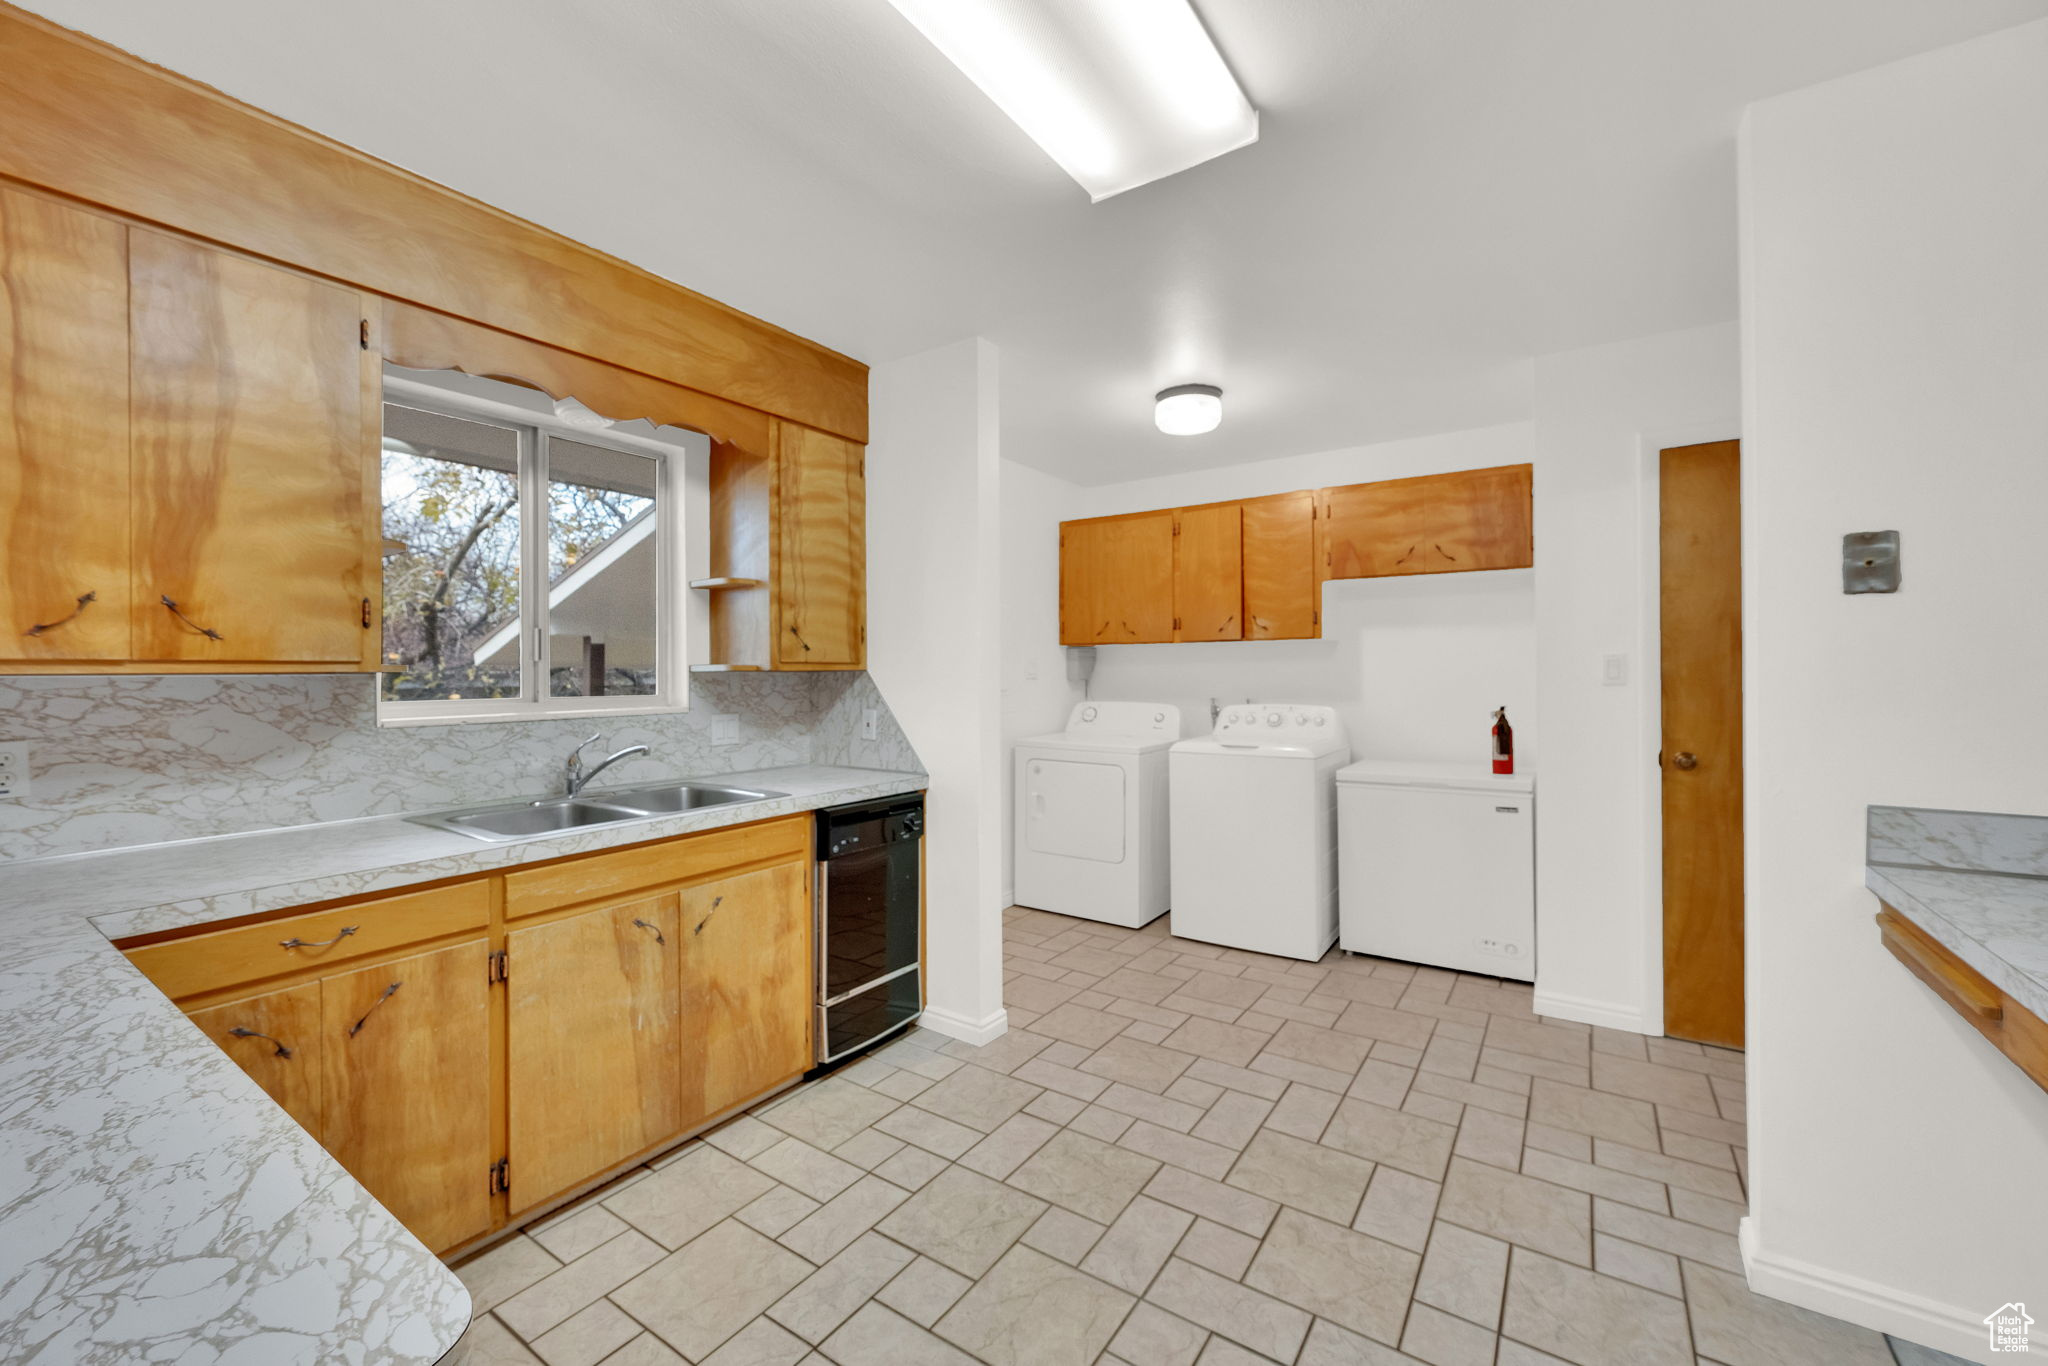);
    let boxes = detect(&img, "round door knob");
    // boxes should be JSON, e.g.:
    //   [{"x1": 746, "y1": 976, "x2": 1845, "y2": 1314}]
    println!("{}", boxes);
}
[{"x1": 1673, "y1": 752, "x2": 1699, "y2": 770}]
